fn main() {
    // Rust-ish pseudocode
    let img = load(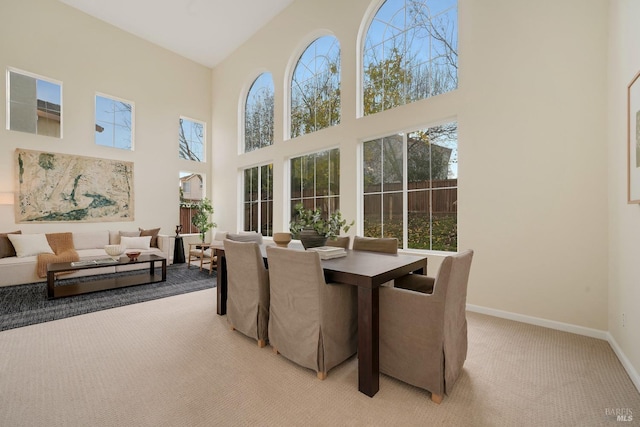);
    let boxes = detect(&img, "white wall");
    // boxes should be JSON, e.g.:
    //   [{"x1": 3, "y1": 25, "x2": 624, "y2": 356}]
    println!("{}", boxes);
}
[
  {"x1": 0, "y1": 0, "x2": 211, "y2": 237},
  {"x1": 210, "y1": 0, "x2": 610, "y2": 330},
  {"x1": 608, "y1": 0, "x2": 640, "y2": 388}
]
